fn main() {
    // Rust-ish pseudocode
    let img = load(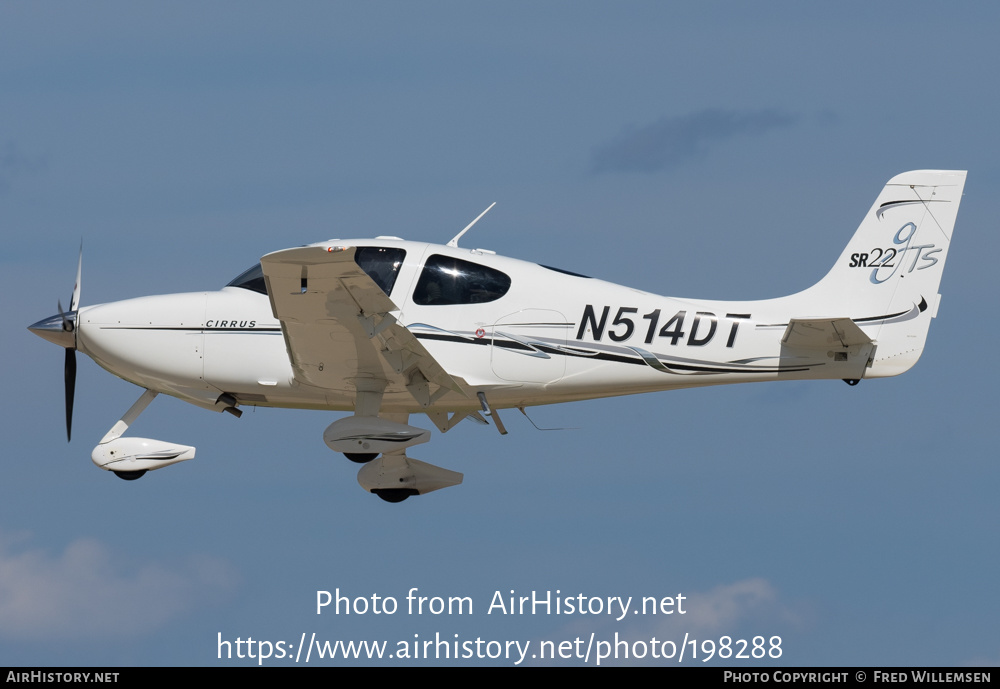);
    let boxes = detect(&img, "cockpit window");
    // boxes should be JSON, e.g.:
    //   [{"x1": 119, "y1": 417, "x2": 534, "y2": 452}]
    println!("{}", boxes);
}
[
  {"x1": 355, "y1": 247, "x2": 406, "y2": 296},
  {"x1": 227, "y1": 263, "x2": 267, "y2": 295},
  {"x1": 413, "y1": 254, "x2": 511, "y2": 306}
]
